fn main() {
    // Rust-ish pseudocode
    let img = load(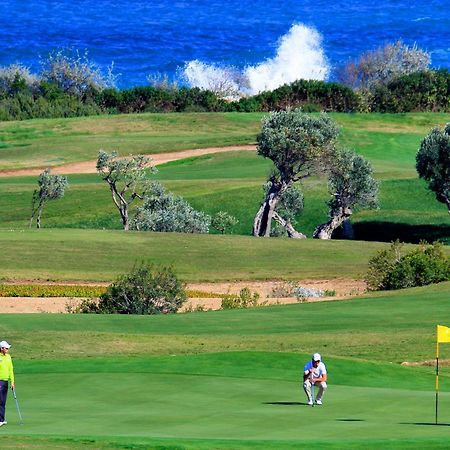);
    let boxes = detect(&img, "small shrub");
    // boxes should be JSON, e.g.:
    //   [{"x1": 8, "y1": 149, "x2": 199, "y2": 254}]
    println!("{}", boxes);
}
[
  {"x1": 78, "y1": 263, "x2": 186, "y2": 314},
  {"x1": 221, "y1": 288, "x2": 260, "y2": 309},
  {"x1": 132, "y1": 181, "x2": 210, "y2": 233},
  {"x1": 293, "y1": 287, "x2": 325, "y2": 301},
  {"x1": 211, "y1": 211, "x2": 239, "y2": 234},
  {"x1": 366, "y1": 241, "x2": 450, "y2": 291},
  {"x1": 269, "y1": 281, "x2": 300, "y2": 298}
]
